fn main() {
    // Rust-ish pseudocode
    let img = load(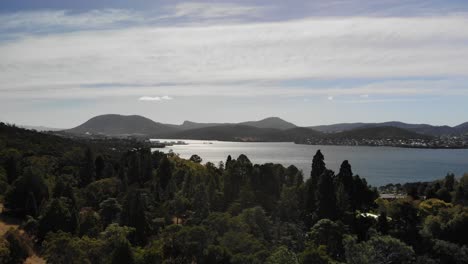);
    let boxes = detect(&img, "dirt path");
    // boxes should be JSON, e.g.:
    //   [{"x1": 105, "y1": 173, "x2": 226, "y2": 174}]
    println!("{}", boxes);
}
[{"x1": 0, "y1": 204, "x2": 46, "y2": 264}]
